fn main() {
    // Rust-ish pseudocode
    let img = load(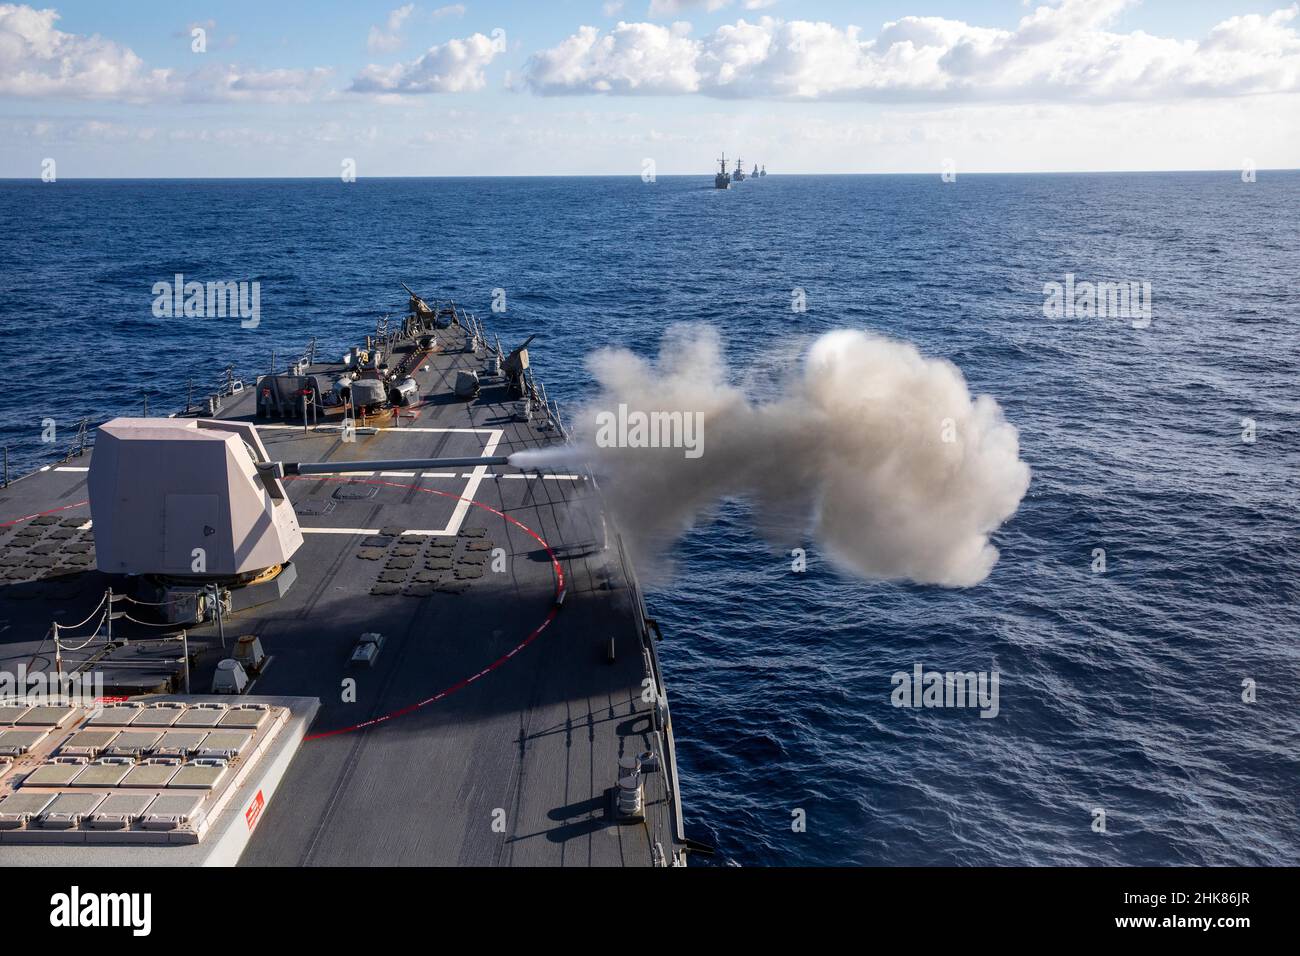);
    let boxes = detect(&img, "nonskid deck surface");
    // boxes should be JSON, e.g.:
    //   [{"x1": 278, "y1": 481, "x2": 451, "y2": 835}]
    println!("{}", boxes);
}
[{"x1": 0, "y1": 320, "x2": 683, "y2": 866}]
